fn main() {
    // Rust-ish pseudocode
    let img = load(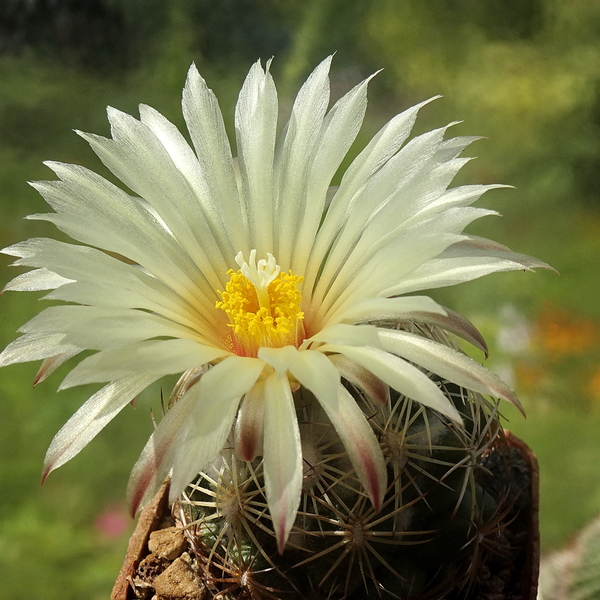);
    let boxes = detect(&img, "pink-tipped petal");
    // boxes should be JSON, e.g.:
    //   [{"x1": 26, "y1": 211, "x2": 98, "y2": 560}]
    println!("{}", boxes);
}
[
  {"x1": 320, "y1": 343, "x2": 462, "y2": 423},
  {"x1": 404, "y1": 306, "x2": 489, "y2": 357},
  {"x1": 234, "y1": 380, "x2": 266, "y2": 462},
  {"x1": 169, "y1": 355, "x2": 265, "y2": 502},
  {"x1": 128, "y1": 357, "x2": 265, "y2": 514},
  {"x1": 263, "y1": 373, "x2": 303, "y2": 554},
  {"x1": 127, "y1": 382, "x2": 201, "y2": 515},
  {"x1": 329, "y1": 353, "x2": 389, "y2": 405},
  {"x1": 43, "y1": 374, "x2": 157, "y2": 483},
  {"x1": 289, "y1": 350, "x2": 387, "y2": 512},
  {"x1": 35, "y1": 348, "x2": 82, "y2": 386},
  {"x1": 378, "y1": 328, "x2": 524, "y2": 414}
]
